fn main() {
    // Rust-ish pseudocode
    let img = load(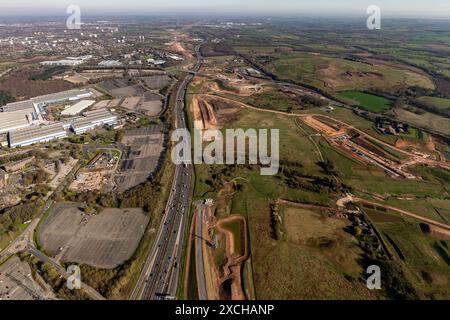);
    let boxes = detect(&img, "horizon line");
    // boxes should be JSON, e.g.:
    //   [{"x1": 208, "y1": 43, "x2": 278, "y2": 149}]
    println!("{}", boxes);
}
[{"x1": 1, "y1": 12, "x2": 450, "y2": 20}]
